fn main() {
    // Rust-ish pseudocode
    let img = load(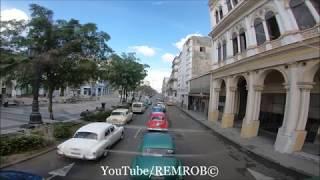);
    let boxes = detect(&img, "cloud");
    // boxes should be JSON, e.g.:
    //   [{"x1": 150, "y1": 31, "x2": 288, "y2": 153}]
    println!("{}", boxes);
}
[
  {"x1": 129, "y1": 45, "x2": 156, "y2": 57},
  {"x1": 145, "y1": 68, "x2": 171, "y2": 92},
  {"x1": 174, "y1": 33, "x2": 202, "y2": 50},
  {"x1": 1, "y1": 8, "x2": 29, "y2": 21},
  {"x1": 161, "y1": 53, "x2": 175, "y2": 63}
]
